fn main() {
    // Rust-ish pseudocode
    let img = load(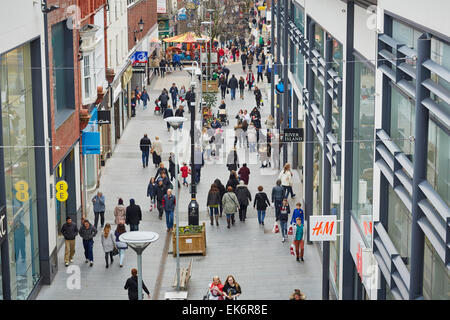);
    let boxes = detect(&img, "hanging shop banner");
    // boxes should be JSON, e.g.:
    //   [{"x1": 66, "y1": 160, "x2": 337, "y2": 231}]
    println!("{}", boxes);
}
[
  {"x1": 281, "y1": 128, "x2": 304, "y2": 142},
  {"x1": 130, "y1": 51, "x2": 148, "y2": 65},
  {"x1": 82, "y1": 131, "x2": 100, "y2": 155},
  {"x1": 309, "y1": 215, "x2": 337, "y2": 241},
  {"x1": 97, "y1": 110, "x2": 111, "y2": 124},
  {"x1": 178, "y1": 8, "x2": 187, "y2": 21},
  {"x1": 0, "y1": 206, "x2": 7, "y2": 245},
  {"x1": 122, "y1": 65, "x2": 133, "y2": 89},
  {"x1": 157, "y1": 0, "x2": 166, "y2": 13}
]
